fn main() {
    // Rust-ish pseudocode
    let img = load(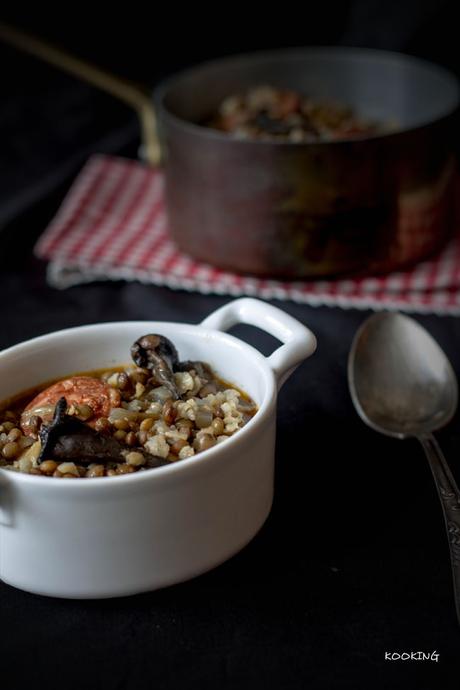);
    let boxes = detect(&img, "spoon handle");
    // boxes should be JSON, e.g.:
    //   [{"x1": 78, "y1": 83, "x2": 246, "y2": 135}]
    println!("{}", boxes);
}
[{"x1": 420, "y1": 432, "x2": 460, "y2": 625}]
